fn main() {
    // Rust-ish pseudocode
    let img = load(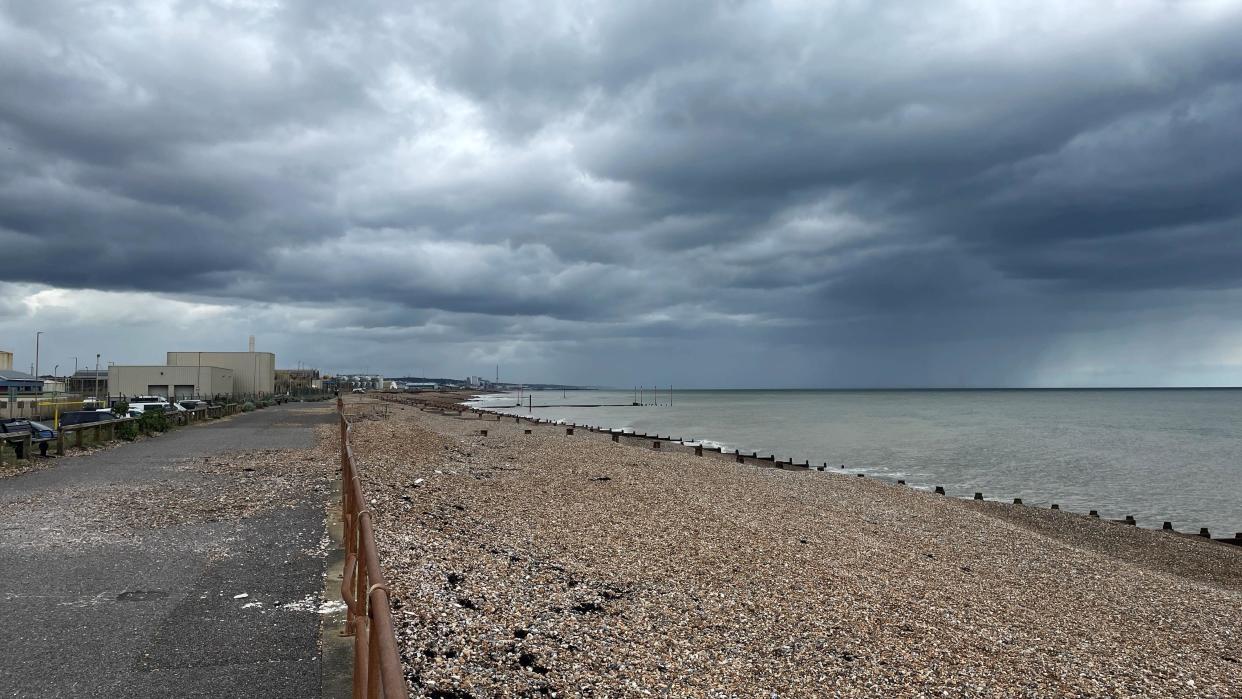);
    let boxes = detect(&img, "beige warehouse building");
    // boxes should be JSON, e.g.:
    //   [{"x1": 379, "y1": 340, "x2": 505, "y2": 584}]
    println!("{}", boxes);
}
[
  {"x1": 167, "y1": 351, "x2": 275, "y2": 397},
  {"x1": 109, "y1": 365, "x2": 234, "y2": 400},
  {"x1": 0, "y1": 350, "x2": 12, "y2": 371}
]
